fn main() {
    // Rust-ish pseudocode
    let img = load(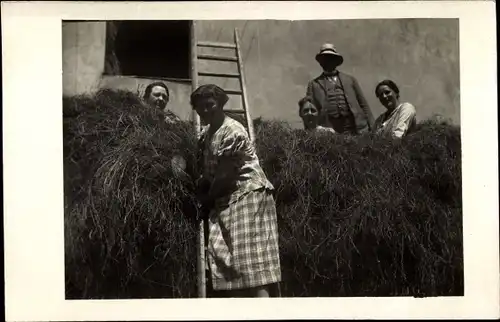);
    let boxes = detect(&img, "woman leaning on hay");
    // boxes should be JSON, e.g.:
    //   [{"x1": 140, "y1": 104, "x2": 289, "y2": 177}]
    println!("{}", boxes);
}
[
  {"x1": 142, "y1": 81, "x2": 182, "y2": 124},
  {"x1": 191, "y1": 84, "x2": 281, "y2": 298},
  {"x1": 299, "y1": 96, "x2": 336, "y2": 134},
  {"x1": 374, "y1": 80, "x2": 417, "y2": 138}
]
